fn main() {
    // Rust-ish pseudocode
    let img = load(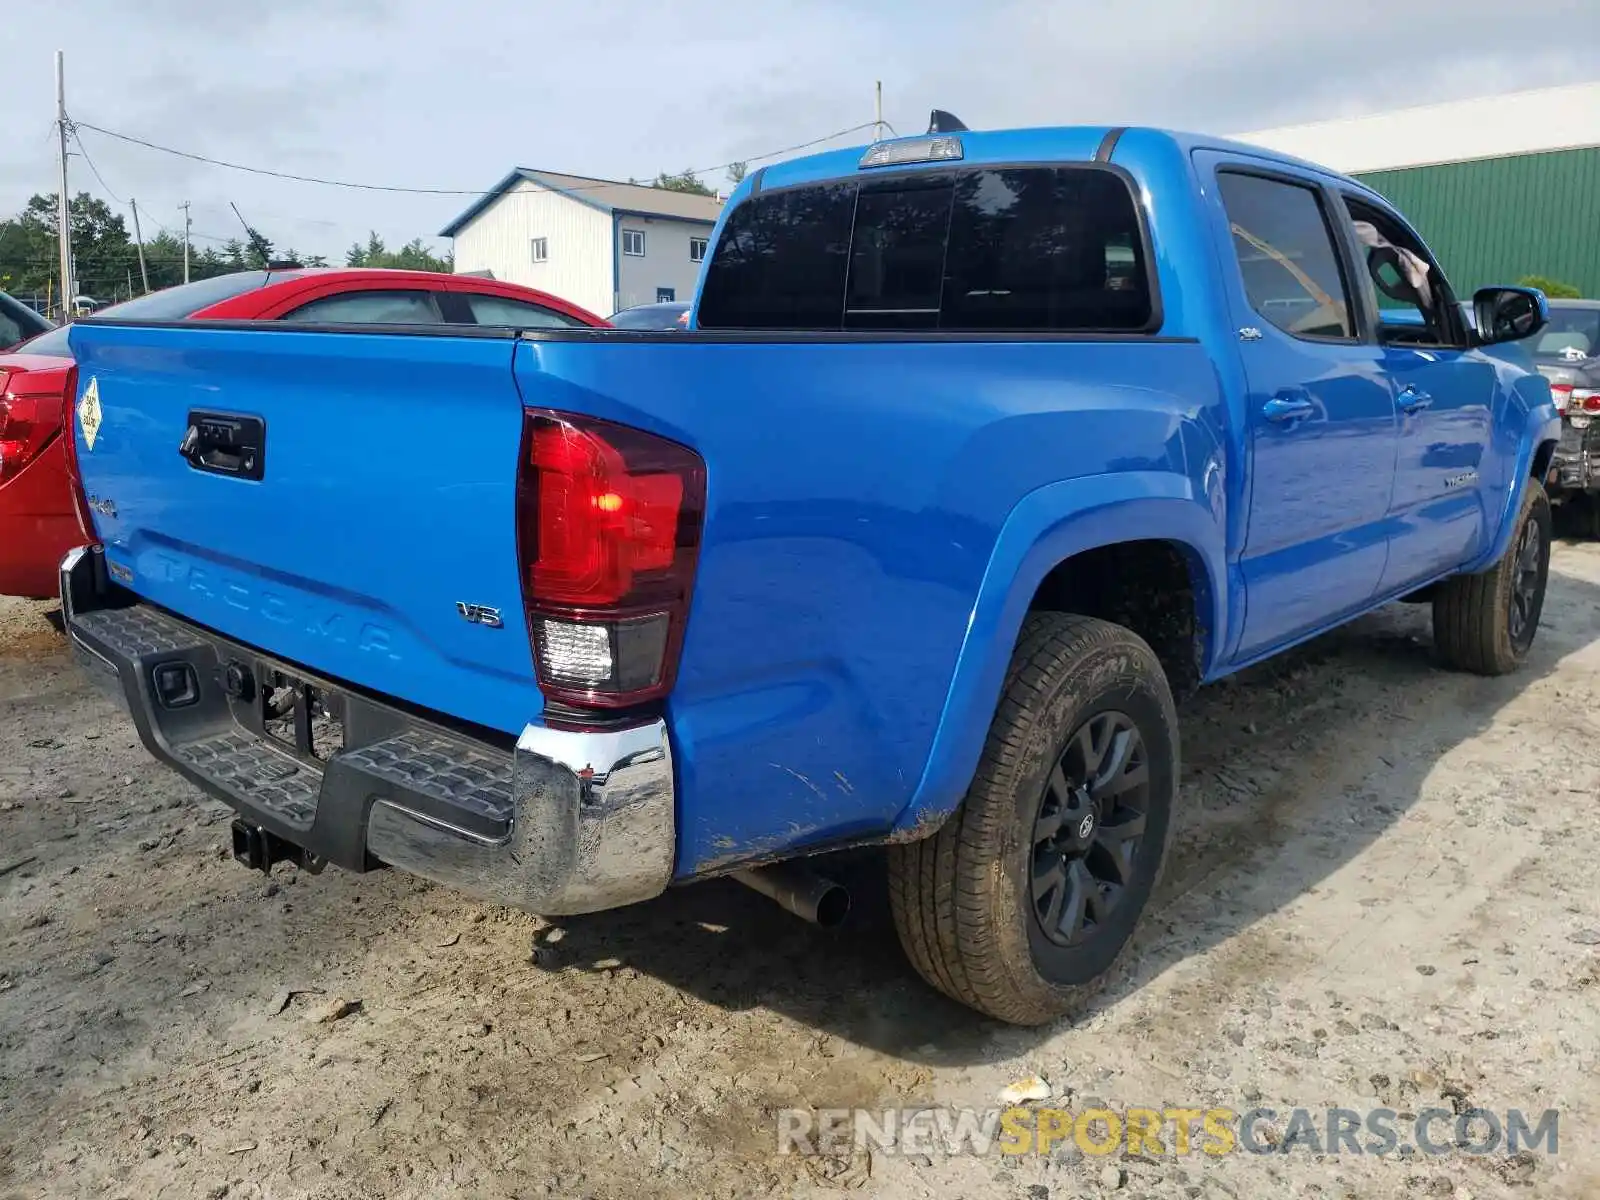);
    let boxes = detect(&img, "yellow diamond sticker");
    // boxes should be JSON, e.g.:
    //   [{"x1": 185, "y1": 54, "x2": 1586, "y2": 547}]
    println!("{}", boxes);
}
[{"x1": 77, "y1": 376, "x2": 103, "y2": 451}]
